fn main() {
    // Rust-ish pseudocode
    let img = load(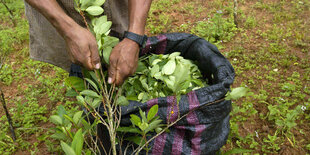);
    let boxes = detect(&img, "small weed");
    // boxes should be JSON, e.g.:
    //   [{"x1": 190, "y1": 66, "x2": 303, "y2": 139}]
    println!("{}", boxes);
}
[
  {"x1": 0, "y1": 63, "x2": 14, "y2": 85},
  {"x1": 262, "y1": 131, "x2": 281, "y2": 153},
  {"x1": 244, "y1": 16, "x2": 257, "y2": 29}
]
